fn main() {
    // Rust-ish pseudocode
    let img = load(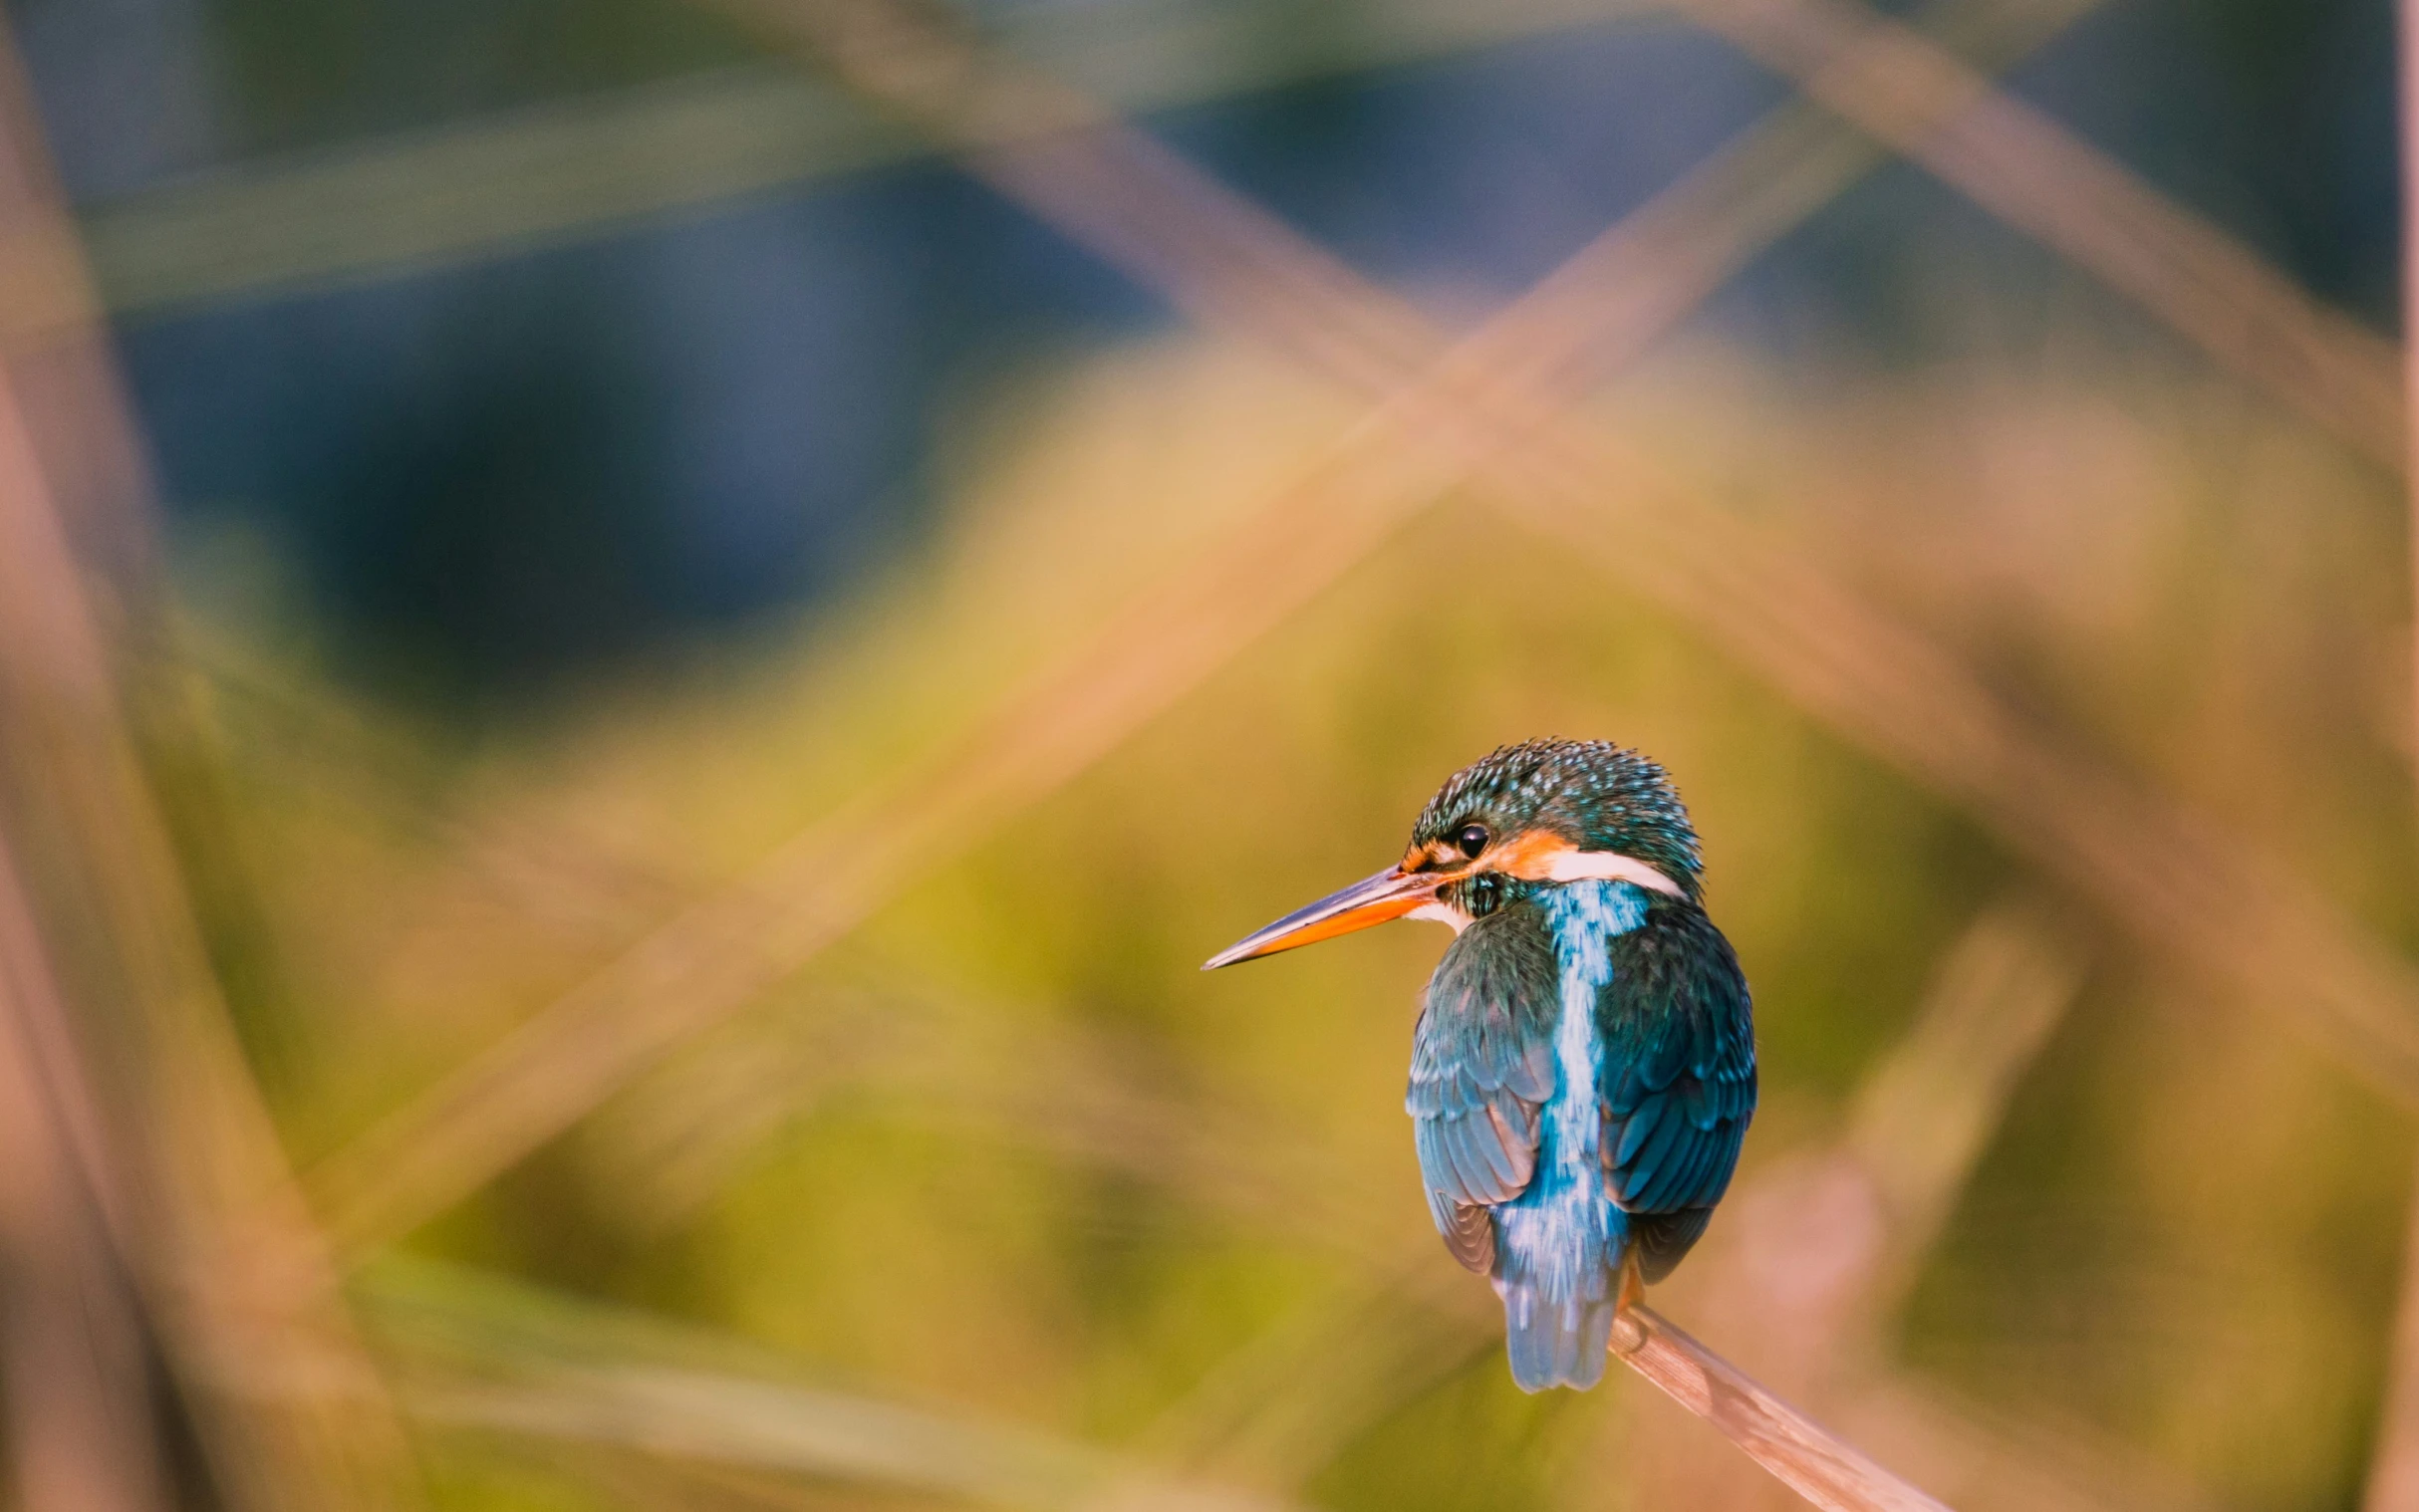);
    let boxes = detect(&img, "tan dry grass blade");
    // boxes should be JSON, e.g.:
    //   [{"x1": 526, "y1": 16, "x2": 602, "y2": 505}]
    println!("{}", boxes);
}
[
  {"x1": 0, "y1": 351, "x2": 417, "y2": 1512},
  {"x1": 2373, "y1": 5, "x2": 2419, "y2": 1505},
  {"x1": 304, "y1": 0, "x2": 2108, "y2": 1260},
  {"x1": 0, "y1": 834, "x2": 165, "y2": 1512},
  {"x1": 1679, "y1": 0, "x2": 2405, "y2": 469},
  {"x1": 0, "y1": 20, "x2": 420, "y2": 1511},
  {"x1": 1614, "y1": 1307, "x2": 1951, "y2": 1512},
  {"x1": 2362, "y1": 1183, "x2": 2419, "y2": 1511},
  {"x1": 2406, "y1": 0, "x2": 2419, "y2": 762},
  {"x1": 1311, "y1": 0, "x2": 2107, "y2": 419},
  {"x1": 78, "y1": 0, "x2": 1663, "y2": 318}
]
